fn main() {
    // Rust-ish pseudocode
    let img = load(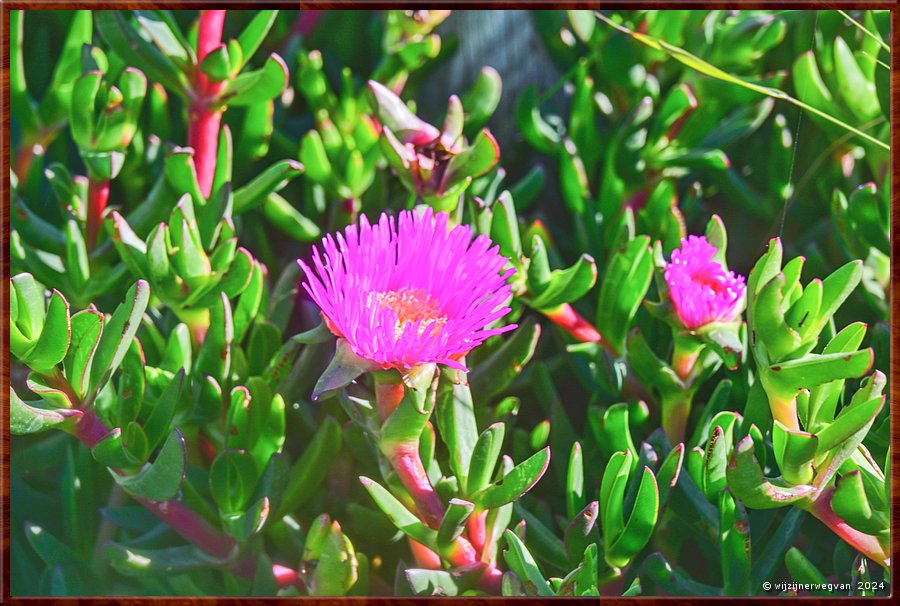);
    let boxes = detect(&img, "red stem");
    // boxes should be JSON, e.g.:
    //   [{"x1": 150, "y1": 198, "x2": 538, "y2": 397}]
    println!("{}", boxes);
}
[
  {"x1": 87, "y1": 178, "x2": 110, "y2": 251},
  {"x1": 673, "y1": 350, "x2": 699, "y2": 382},
  {"x1": 135, "y1": 495, "x2": 237, "y2": 560},
  {"x1": 467, "y1": 510, "x2": 487, "y2": 556},
  {"x1": 293, "y1": 10, "x2": 323, "y2": 38},
  {"x1": 375, "y1": 380, "x2": 405, "y2": 420},
  {"x1": 391, "y1": 445, "x2": 445, "y2": 528},
  {"x1": 71, "y1": 407, "x2": 303, "y2": 584},
  {"x1": 374, "y1": 376, "x2": 502, "y2": 592},
  {"x1": 543, "y1": 303, "x2": 615, "y2": 354},
  {"x1": 14, "y1": 141, "x2": 35, "y2": 182},
  {"x1": 479, "y1": 566, "x2": 504, "y2": 594},
  {"x1": 14, "y1": 127, "x2": 57, "y2": 183},
  {"x1": 195, "y1": 10, "x2": 226, "y2": 93},
  {"x1": 408, "y1": 538, "x2": 442, "y2": 569},
  {"x1": 187, "y1": 108, "x2": 222, "y2": 199},
  {"x1": 272, "y1": 563, "x2": 304, "y2": 589},
  {"x1": 807, "y1": 488, "x2": 889, "y2": 569},
  {"x1": 73, "y1": 408, "x2": 112, "y2": 449},
  {"x1": 189, "y1": 10, "x2": 227, "y2": 198}
]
